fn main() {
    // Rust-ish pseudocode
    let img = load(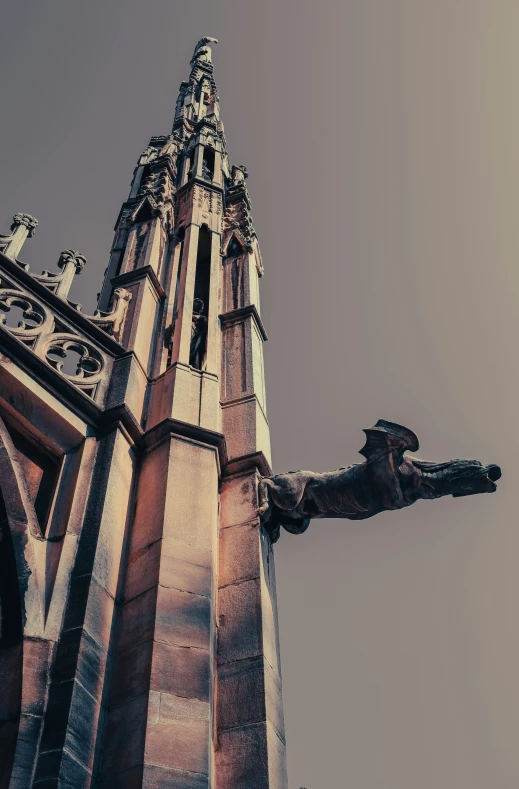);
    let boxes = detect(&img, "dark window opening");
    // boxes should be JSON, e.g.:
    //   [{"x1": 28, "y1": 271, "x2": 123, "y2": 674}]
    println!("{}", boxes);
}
[
  {"x1": 167, "y1": 228, "x2": 186, "y2": 367},
  {"x1": 227, "y1": 235, "x2": 244, "y2": 258},
  {"x1": 134, "y1": 200, "x2": 153, "y2": 224},
  {"x1": 190, "y1": 226, "x2": 211, "y2": 369},
  {"x1": 139, "y1": 164, "x2": 152, "y2": 193},
  {"x1": 201, "y1": 147, "x2": 215, "y2": 181},
  {"x1": 186, "y1": 151, "x2": 194, "y2": 181}
]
